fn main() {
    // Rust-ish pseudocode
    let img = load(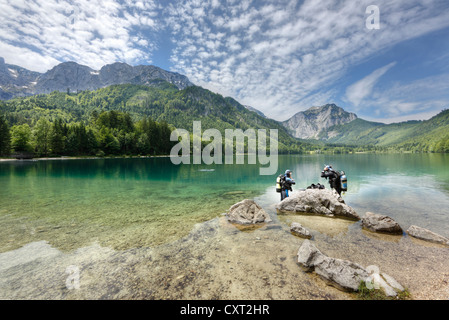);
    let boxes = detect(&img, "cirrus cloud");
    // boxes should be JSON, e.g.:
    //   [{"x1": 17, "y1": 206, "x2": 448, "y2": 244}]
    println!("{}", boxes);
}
[
  {"x1": 0, "y1": 0, "x2": 160, "y2": 72},
  {"x1": 165, "y1": 0, "x2": 449, "y2": 121},
  {"x1": 345, "y1": 62, "x2": 397, "y2": 108},
  {"x1": 1, "y1": 0, "x2": 449, "y2": 122}
]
